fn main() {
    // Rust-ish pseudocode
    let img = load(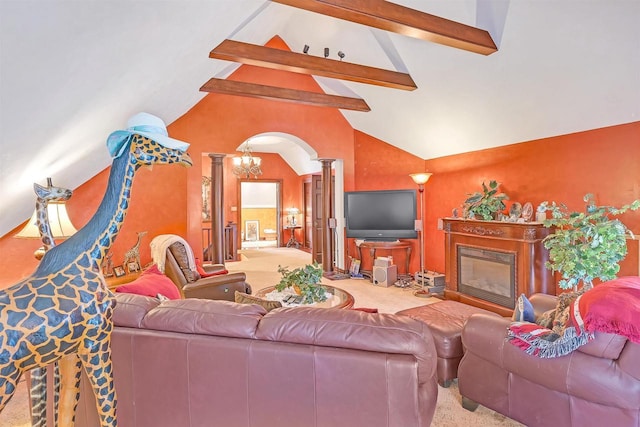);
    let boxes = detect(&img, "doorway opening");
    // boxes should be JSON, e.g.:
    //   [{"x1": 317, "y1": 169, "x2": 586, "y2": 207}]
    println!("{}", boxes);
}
[{"x1": 238, "y1": 180, "x2": 282, "y2": 249}]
